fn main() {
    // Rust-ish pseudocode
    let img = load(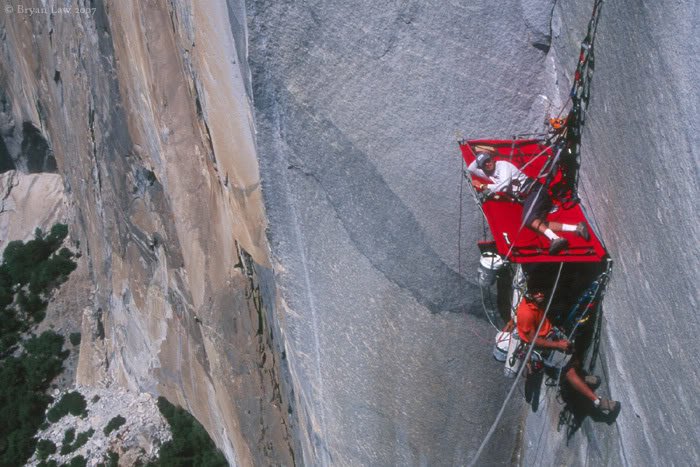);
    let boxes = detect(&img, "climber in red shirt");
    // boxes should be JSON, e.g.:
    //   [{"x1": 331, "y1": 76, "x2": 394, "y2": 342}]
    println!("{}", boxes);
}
[{"x1": 516, "y1": 287, "x2": 620, "y2": 414}]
